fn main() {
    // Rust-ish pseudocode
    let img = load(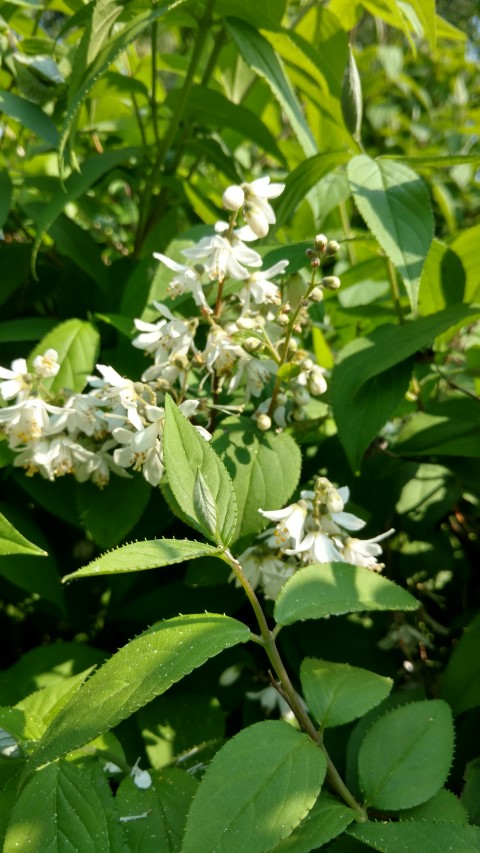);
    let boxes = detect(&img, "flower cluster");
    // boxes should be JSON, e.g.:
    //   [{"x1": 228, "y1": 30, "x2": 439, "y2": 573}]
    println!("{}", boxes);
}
[
  {"x1": 236, "y1": 477, "x2": 394, "y2": 598},
  {"x1": 0, "y1": 173, "x2": 341, "y2": 490}
]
